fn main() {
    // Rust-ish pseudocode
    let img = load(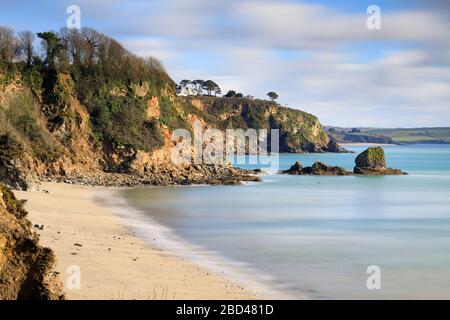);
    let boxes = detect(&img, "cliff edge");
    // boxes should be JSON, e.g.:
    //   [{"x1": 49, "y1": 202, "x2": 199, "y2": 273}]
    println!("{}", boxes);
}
[
  {"x1": 0, "y1": 27, "x2": 344, "y2": 190},
  {"x1": 0, "y1": 185, "x2": 65, "y2": 300}
]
